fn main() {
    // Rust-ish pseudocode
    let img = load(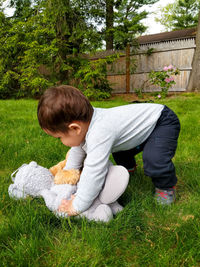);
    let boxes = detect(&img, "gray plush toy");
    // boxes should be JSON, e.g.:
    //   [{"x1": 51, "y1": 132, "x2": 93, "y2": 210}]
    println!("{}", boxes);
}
[{"x1": 8, "y1": 162, "x2": 129, "y2": 222}]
